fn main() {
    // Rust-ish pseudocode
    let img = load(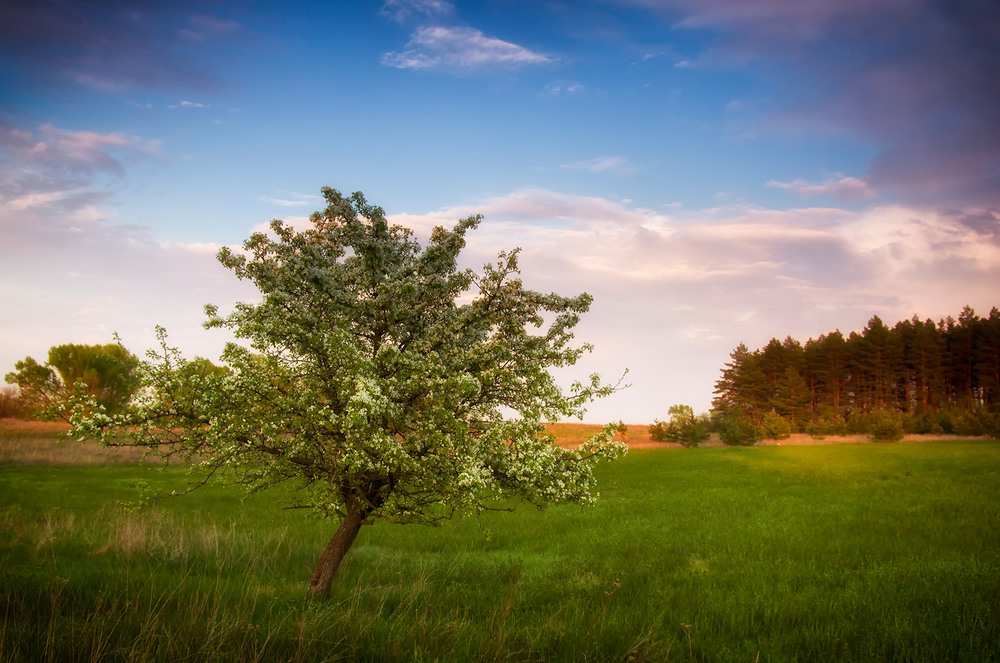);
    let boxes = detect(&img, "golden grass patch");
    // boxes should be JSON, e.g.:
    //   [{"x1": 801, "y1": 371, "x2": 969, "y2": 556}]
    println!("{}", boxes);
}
[
  {"x1": 544, "y1": 422, "x2": 660, "y2": 449},
  {"x1": 0, "y1": 417, "x2": 154, "y2": 465}
]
